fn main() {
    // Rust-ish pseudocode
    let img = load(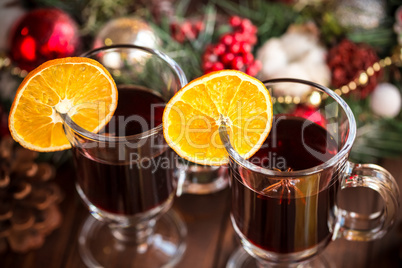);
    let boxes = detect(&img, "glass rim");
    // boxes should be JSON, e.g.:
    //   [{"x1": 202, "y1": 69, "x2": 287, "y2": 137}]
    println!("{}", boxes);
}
[
  {"x1": 63, "y1": 44, "x2": 188, "y2": 143},
  {"x1": 220, "y1": 78, "x2": 357, "y2": 177}
]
